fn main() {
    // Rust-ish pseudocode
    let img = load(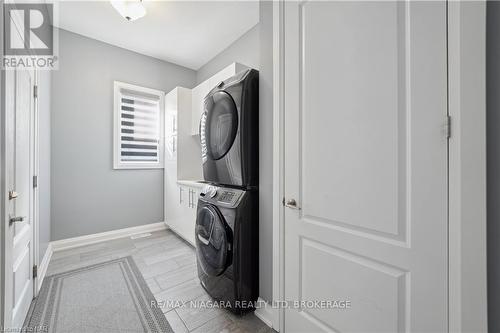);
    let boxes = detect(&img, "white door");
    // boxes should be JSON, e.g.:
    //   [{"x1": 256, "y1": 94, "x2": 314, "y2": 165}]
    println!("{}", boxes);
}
[
  {"x1": 283, "y1": 1, "x2": 448, "y2": 332},
  {"x1": 4, "y1": 68, "x2": 36, "y2": 329}
]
